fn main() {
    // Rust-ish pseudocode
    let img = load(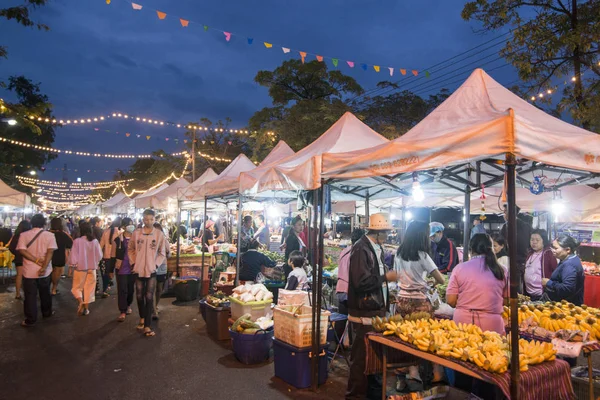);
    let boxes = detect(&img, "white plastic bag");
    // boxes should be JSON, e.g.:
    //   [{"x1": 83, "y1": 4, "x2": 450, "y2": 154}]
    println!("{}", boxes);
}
[
  {"x1": 277, "y1": 289, "x2": 309, "y2": 306},
  {"x1": 434, "y1": 302, "x2": 454, "y2": 318}
]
